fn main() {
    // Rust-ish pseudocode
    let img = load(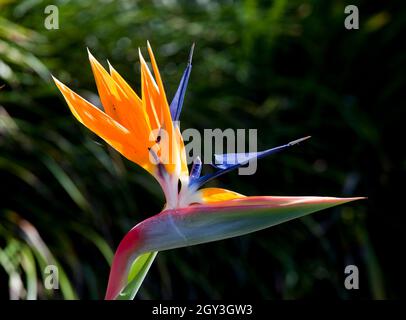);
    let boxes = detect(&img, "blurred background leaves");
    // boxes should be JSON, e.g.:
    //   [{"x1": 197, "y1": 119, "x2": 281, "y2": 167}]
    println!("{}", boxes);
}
[{"x1": 0, "y1": 0, "x2": 404, "y2": 299}]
